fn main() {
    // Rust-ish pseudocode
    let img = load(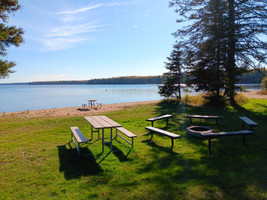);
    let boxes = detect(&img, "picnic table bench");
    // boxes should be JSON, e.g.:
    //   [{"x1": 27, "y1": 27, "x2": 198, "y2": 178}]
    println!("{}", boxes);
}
[
  {"x1": 200, "y1": 130, "x2": 254, "y2": 155},
  {"x1": 70, "y1": 126, "x2": 88, "y2": 156},
  {"x1": 184, "y1": 115, "x2": 223, "y2": 126},
  {"x1": 145, "y1": 126, "x2": 181, "y2": 150},
  {"x1": 239, "y1": 116, "x2": 258, "y2": 131},
  {"x1": 115, "y1": 127, "x2": 137, "y2": 148},
  {"x1": 147, "y1": 114, "x2": 173, "y2": 127}
]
